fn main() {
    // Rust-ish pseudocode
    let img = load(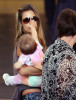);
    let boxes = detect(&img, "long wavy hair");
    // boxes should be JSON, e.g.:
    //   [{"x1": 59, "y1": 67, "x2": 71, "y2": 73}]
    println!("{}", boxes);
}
[{"x1": 15, "y1": 4, "x2": 46, "y2": 52}]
